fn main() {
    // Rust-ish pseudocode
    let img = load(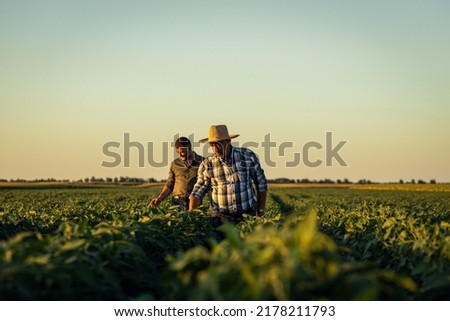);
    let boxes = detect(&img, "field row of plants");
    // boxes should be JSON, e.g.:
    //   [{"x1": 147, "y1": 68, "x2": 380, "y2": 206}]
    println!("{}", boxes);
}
[
  {"x1": 263, "y1": 188, "x2": 450, "y2": 299},
  {"x1": 0, "y1": 186, "x2": 448, "y2": 300}
]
